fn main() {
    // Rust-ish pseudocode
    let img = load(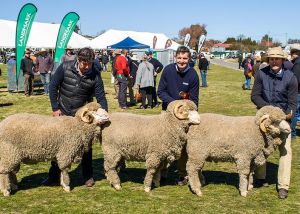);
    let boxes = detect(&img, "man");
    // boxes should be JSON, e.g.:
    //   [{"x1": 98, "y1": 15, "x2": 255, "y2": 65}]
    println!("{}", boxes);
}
[
  {"x1": 290, "y1": 44, "x2": 300, "y2": 138},
  {"x1": 198, "y1": 53, "x2": 209, "y2": 87},
  {"x1": 251, "y1": 47, "x2": 297, "y2": 199},
  {"x1": 157, "y1": 46, "x2": 199, "y2": 184},
  {"x1": 20, "y1": 49, "x2": 34, "y2": 97},
  {"x1": 146, "y1": 51, "x2": 163, "y2": 107},
  {"x1": 115, "y1": 49, "x2": 130, "y2": 109},
  {"x1": 35, "y1": 48, "x2": 53, "y2": 95},
  {"x1": 101, "y1": 50, "x2": 109, "y2": 71},
  {"x1": 61, "y1": 46, "x2": 76, "y2": 63},
  {"x1": 46, "y1": 47, "x2": 108, "y2": 187}
]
